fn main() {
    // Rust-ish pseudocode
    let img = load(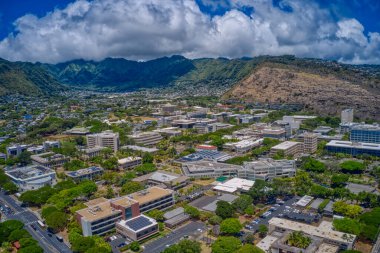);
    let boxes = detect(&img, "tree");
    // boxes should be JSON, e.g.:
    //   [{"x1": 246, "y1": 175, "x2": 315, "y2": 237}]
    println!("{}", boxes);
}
[
  {"x1": 244, "y1": 206, "x2": 254, "y2": 216},
  {"x1": 163, "y1": 240, "x2": 201, "y2": 253},
  {"x1": 209, "y1": 215, "x2": 223, "y2": 225},
  {"x1": 333, "y1": 201, "x2": 362, "y2": 218},
  {"x1": 331, "y1": 174, "x2": 349, "y2": 188},
  {"x1": 147, "y1": 209, "x2": 164, "y2": 222},
  {"x1": 236, "y1": 244, "x2": 264, "y2": 253},
  {"x1": 333, "y1": 218, "x2": 362, "y2": 235},
  {"x1": 45, "y1": 211, "x2": 68, "y2": 231},
  {"x1": 135, "y1": 163, "x2": 156, "y2": 175},
  {"x1": 232, "y1": 195, "x2": 253, "y2": 214},
  {"x1": 71, "y1": 236, "x2": 95, "y2": 253},
  {"x1": 310, "y1": 184, "x2": 331, "y2": 198},
  {"x1": 302, "y1": 157, "x2": 326, "y2": 173},
  {"x1": 19, "y1": 237, "x2": 38, "y2": 248},
  {"x1": 18, "y1": 151, "x2": 31, "y2": 166},
  {"x1": 2, "y1": 182, "x2": 17, "y2": 193},
  {"x1": 8, "y1": 229, "x2": 31, "y2": 242},
  {"x1": 184, "y1": 205, "x2": 200, "y2": 219},
  {"x1": 41, "y1": 206, "x2": 58, "y2": 219},
  {"x1": 340, "y1": 161, "x2": 365, "y2": 174},
  {"x1": 215, "y1": 201, "x2": 234, "y2": 219},
  {"x1": 18, "y1": 245, "x2": 44, "y2": 253},
  {"x1": 211, "y1": 236, "x2": 241, "y2": 253},
  {"x1": 101, "y1": 157, "x2": 118, "y2": 170},
  {"x1": 129, "y1": 241, "x2": 140, "y2": 252},
  {"x1": 220, "y1": 218, "x2": 242, "y2": 235},
  {"x1": 142, "y1": 152, "x2": 154, "y2": 163},
  {"x1": 286, "y1": 231, "x2": 312, "y2": 249},
  {"x1": 121, "y1": 181, "x2": 144, "y2": 194},
  {"x1": 258, "y1": 224, "x2": 268, "y2": 238}
]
